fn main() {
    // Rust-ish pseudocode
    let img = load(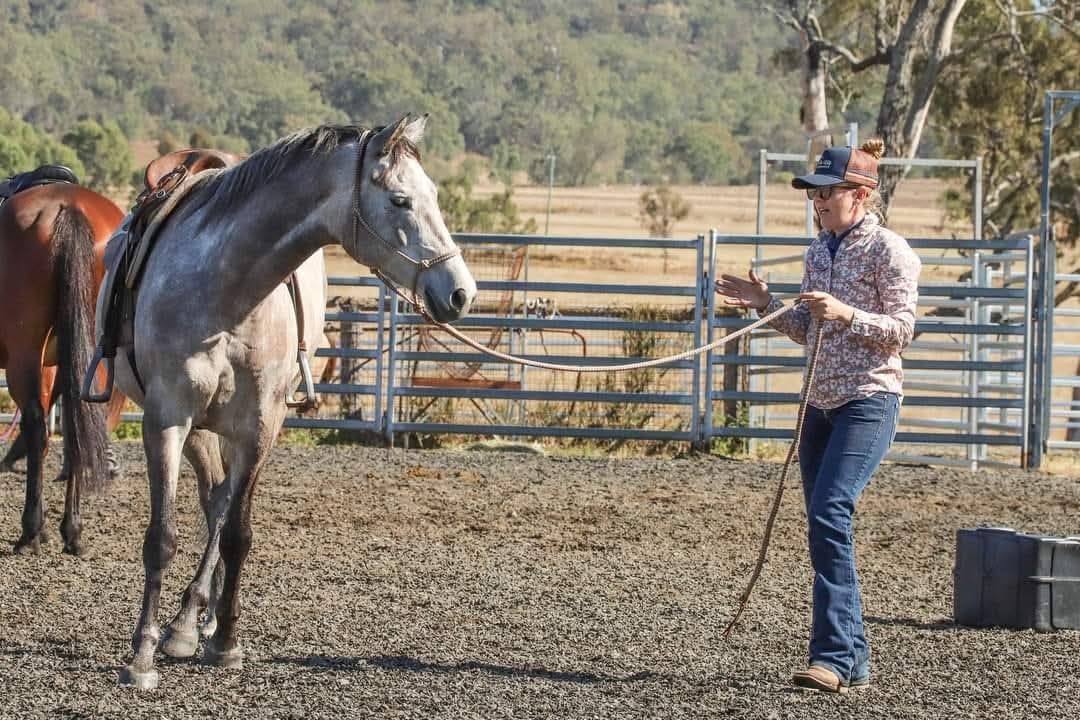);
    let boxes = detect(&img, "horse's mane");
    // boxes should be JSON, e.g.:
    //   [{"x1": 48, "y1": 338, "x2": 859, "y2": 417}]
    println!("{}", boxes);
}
[
  {"x1": 192, "y1": 124, "x2": 370, "y2": 219},
  {"x1": 184, "y1": 122, "x2": 423, "y2": 224}
]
